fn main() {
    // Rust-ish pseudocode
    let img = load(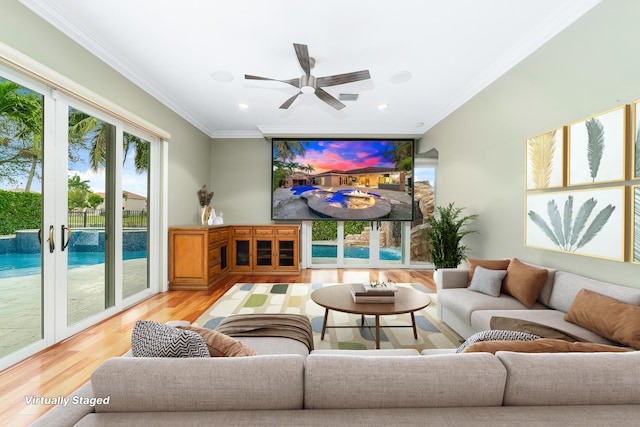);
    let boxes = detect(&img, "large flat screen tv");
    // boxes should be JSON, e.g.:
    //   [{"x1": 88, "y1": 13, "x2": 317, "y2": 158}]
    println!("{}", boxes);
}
[{"x1": 271, "y1": 139, "x2": 414, "y2": 221}]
